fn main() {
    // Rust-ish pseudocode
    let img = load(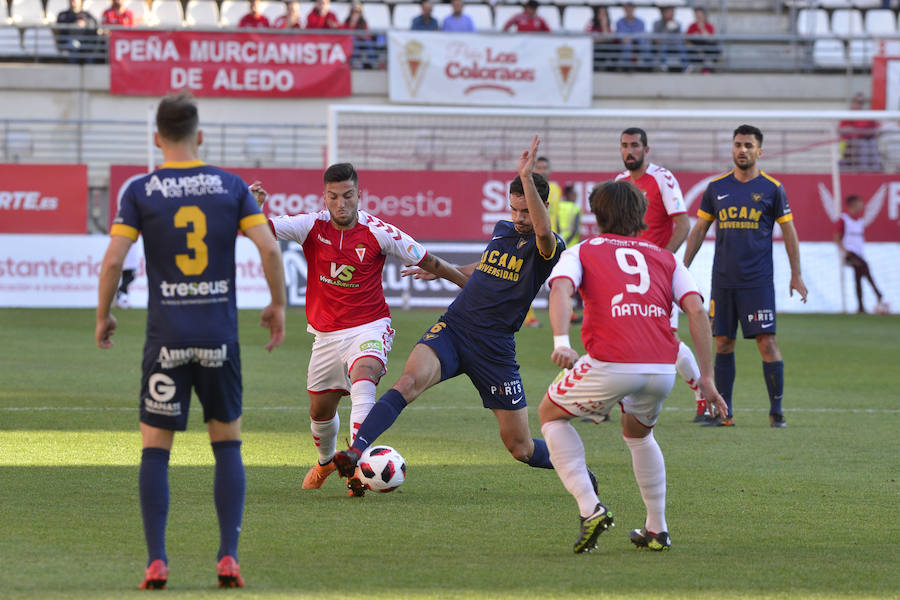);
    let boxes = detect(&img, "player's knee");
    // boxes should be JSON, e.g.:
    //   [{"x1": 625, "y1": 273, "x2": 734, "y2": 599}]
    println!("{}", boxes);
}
[{"x1": 509, "y1": 443, "x2": 532, "y2": 463}]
